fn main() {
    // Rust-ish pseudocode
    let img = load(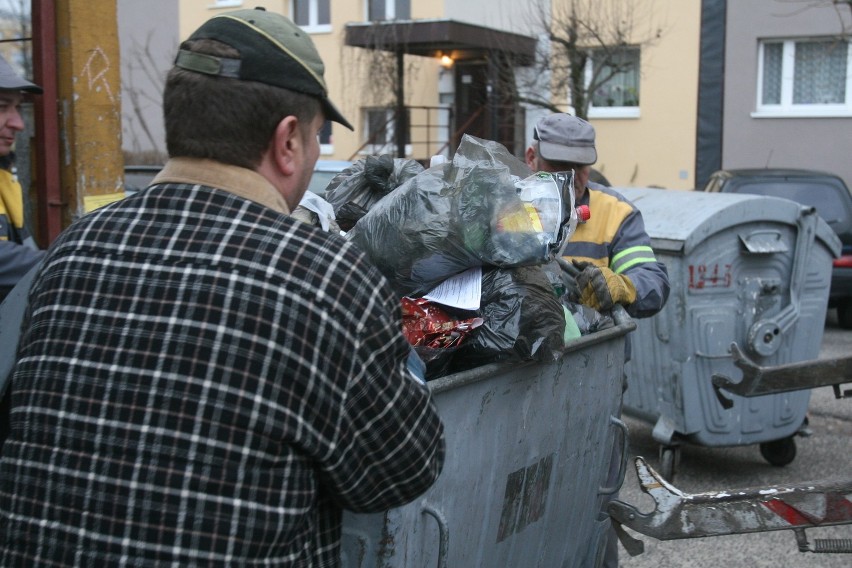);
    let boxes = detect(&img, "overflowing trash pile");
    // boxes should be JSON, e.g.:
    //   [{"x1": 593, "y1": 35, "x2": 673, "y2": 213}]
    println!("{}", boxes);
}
[{"x1": 299, "y1": 135, "x2": 613, "y2": 379}]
